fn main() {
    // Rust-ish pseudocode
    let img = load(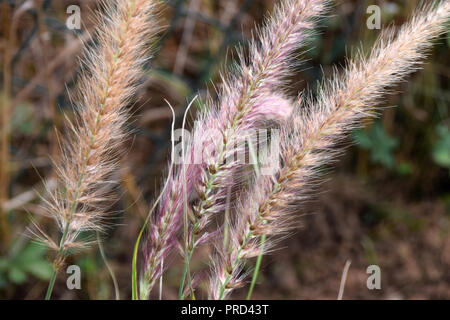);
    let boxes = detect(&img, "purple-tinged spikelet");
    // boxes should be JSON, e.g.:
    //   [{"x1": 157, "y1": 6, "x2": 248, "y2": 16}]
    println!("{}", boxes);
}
[
  {"x1": 210, "y1": 1, "x2": 450, "y2": 299},
  {"x1": 142, "y1": 0, "x2": 329, "y2": 298}
]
